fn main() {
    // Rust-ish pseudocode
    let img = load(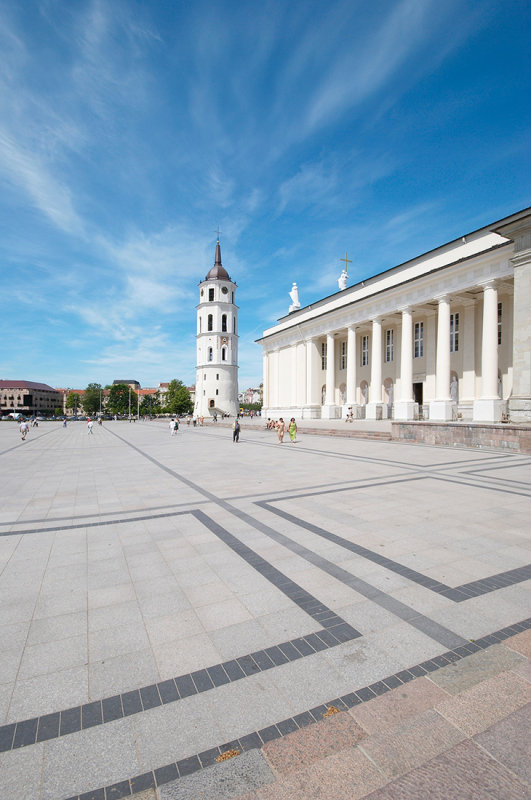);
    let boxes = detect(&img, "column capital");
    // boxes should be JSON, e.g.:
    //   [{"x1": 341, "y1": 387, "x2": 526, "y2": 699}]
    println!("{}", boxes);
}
[
  {"x1": 434, "y1": 293, "x2": 450, "y2": 304},
  {"x1": 397, "y1": 305, "x2": 412, "y2": 314},
  {"x1": 478, "y1": 279, "x2": 498, "y2": 291}
]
